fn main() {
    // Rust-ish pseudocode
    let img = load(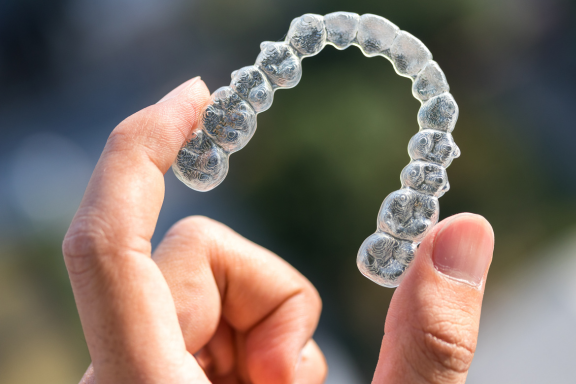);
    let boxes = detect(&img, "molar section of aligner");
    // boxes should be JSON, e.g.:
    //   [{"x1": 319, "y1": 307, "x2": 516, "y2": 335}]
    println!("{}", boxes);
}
[
  {"x1": 357, "y1": 232, "x2": 417, "y2": 287},
  {"x1": 324, "y1": 12, "x2": 360, "y2": 50},
  {"x1": 256, "y1": 42, "x2": 302, "y2": 89},
  {"x1": 408, "y1": 130, "x2": 460, "y2": 168},
  {"x1": 377, "y1": 188, "x2": 440, "y2": 242},
  {"x1": 172, "y1": 130, "x2": 229, "y2": 192},
  {"x1": 417, "y1": 93, "x2": 459, "y2": 132},
  {"x1": 401, "y1": 160, "x2": 449, "y2": 198},
  {"x1": 286, "y1": 14, "x2": 326, "y2": 57},
  {"x1": 390, "y1": 31, "x2": 432, "y2": 78},
  {"x1": 230, "y1": 66, "x2": 274, "y2": 113},
  {"x1": 412, "y1": 61, "x2": 449, "y2": 101},
  {"x1": 356, "y1": 14, "x2": 398, "y2": 57},
  {"x1": 202, "y1": 86, "x2": 257, "y2": 153}
]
